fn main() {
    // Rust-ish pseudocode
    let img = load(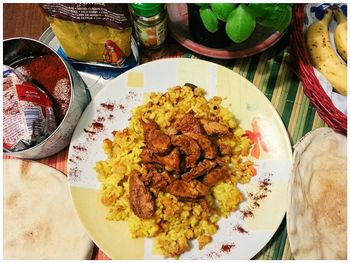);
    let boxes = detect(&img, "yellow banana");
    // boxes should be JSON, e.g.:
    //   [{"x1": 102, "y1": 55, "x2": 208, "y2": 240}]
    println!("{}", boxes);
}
[
  {"x1": 333, "y1": 7, "x2": 347, "y2": 62},
  {"x1": 306, "y1": 8, "x2": 347, "y2": 96}
]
